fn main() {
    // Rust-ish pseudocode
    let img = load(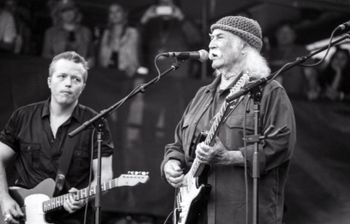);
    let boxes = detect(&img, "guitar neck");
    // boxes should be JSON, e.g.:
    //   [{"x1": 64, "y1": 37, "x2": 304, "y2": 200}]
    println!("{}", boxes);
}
[
  {"x1": 190, "y1": 101, "x2": 229, "y2": 177},
  {"x1": 42, "y1": 178, "x2": 118, "y2": 213}
]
